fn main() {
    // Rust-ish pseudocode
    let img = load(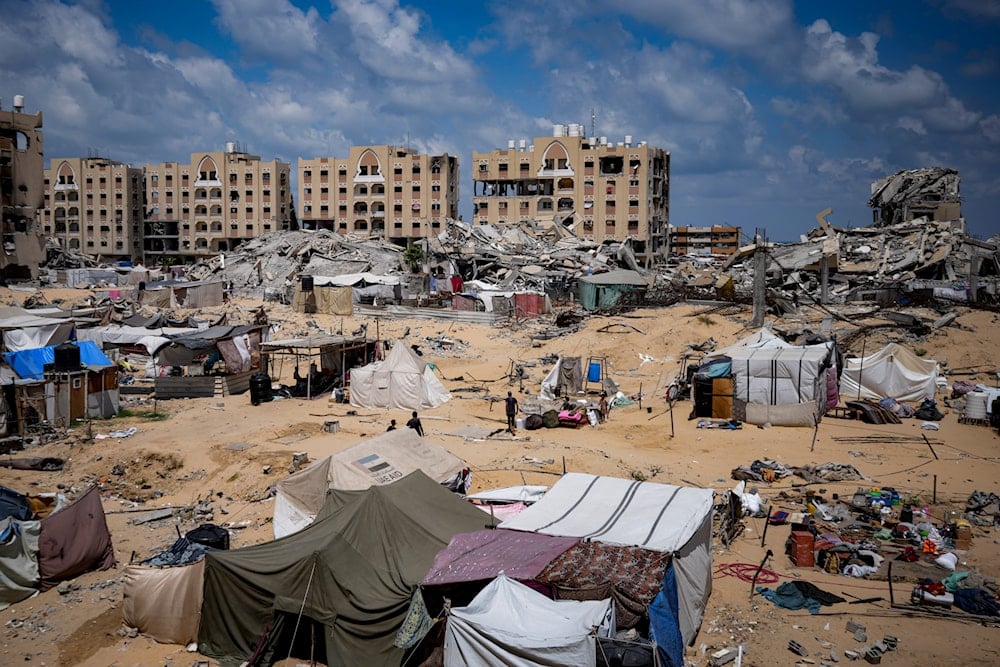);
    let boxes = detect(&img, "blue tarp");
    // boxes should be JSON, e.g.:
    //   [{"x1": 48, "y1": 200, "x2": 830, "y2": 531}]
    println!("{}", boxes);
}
[
  {"x1": 3, "y1": 341, "x2": 113, "y2": 380},
  {"x1": 649, "y1": 564, "x2": 684, "y2": 667}
]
